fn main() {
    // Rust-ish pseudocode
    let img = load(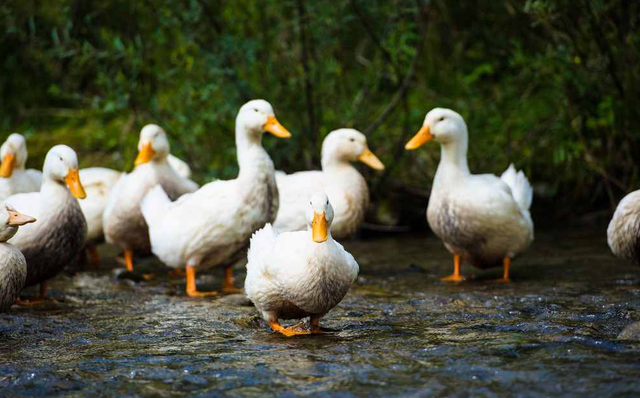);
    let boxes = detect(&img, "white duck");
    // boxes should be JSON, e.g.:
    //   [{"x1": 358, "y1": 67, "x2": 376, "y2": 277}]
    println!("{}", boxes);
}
[
  {"x1": 608, "y1": 190, "x2": 640, "y2": 266},
  {"x1": 78, "y1": 155, "x2": 194, "y2": 266},
  {"x1": 78, "y1": 167, "x2": 123, "y2": 265},
  {"x1": 246, "y1": 192, "x2": 359, "y2": 336},
  {"x1": 141, "y1": 99, "x2": 291, "y2": 297},
  {"x1": 0, "y1": 133, "x2": 42, "y2": 200},
  {"x1": 103, "y1": 124, "x2": 199, "y2": 272},
  {"x1": 167, "y1": 154, "x2": 193, "y2": 180},
  {"x1": 5, "y1": 145, "x2": 87, "y2": 302},
  {"x1": 274, "y1": 128, "x2": 384, "y2": 238},
  {"x1": 0, "y1": 203, "x2": 36, "y2": 312},
  {"x1": 405, "y1": 108, "x2": 533, "y2": 282}
]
